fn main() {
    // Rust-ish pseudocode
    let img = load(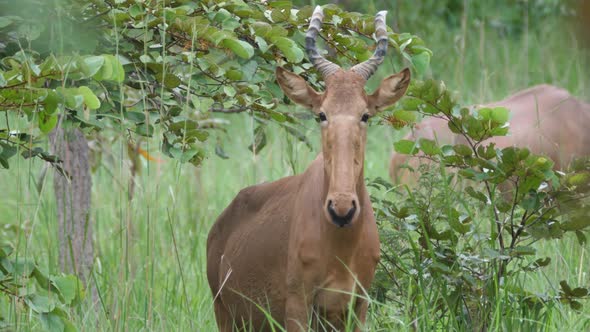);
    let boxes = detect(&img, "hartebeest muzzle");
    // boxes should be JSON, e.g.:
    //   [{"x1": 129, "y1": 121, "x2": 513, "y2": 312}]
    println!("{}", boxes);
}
[{"x1": 326, "y1": 193, "x2": 359, "y2": 227}]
